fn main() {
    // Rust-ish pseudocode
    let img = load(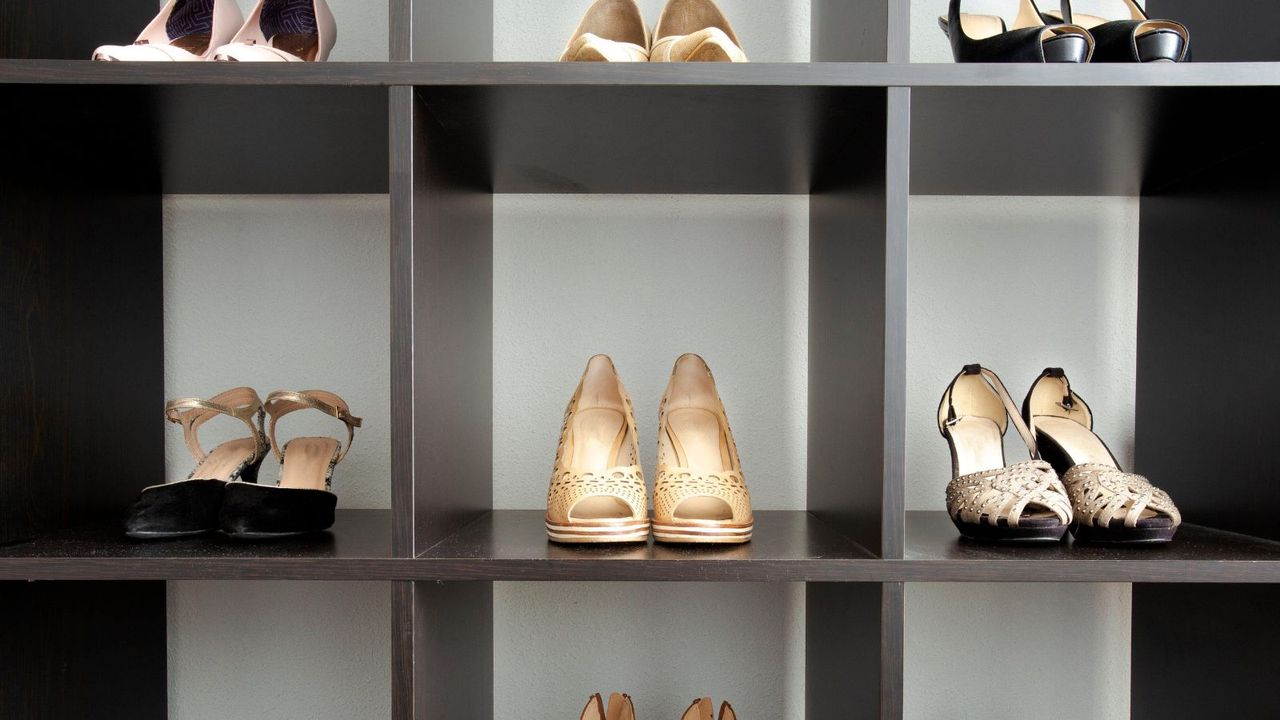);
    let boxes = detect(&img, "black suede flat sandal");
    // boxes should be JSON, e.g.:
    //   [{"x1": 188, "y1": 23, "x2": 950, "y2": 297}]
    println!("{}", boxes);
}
[
  {"x1": 219, "y1": 389, "x2": 361, "y2": 539},
  {"x1": 939, "y1": 0, "x2": 1094, "y2": 63},
  {"x1": 127, "y1": 387, "x2": 268, "y2": 539}
]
